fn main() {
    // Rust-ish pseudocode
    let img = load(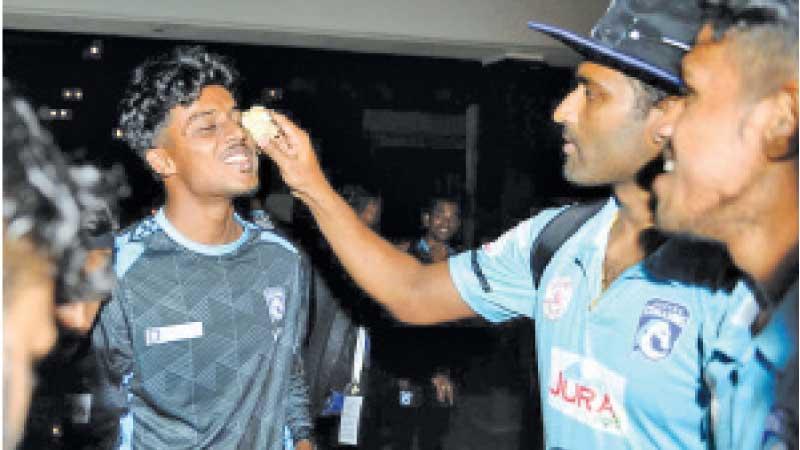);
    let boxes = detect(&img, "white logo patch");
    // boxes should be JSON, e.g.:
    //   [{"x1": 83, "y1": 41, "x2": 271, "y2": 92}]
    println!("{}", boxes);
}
[
  {"x1": 543, "y1": 277, "x2": 574, "y2": 320},
  {"x1": 264, "y1": 287, "x2": 286, "y2": 341},
  {"x1": 145, "y1": 321, "x2": 203, "y2": 346},
  {"x1": 264, "y1": 287, "x2": 286, "y2": 322},
  {"x1": 547, "y1": 348, "x2": 629, "y2": 437}
]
